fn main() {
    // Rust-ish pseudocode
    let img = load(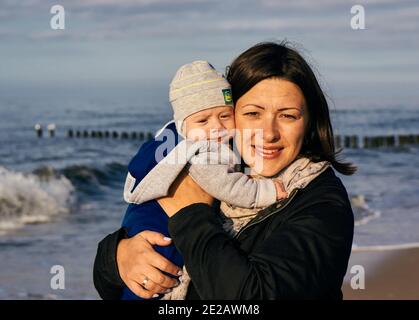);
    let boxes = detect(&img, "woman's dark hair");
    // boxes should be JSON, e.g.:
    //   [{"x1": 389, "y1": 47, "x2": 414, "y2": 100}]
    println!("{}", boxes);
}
[{"x1": 226, "y1": 41, "x2": 356, "y2": 175}]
